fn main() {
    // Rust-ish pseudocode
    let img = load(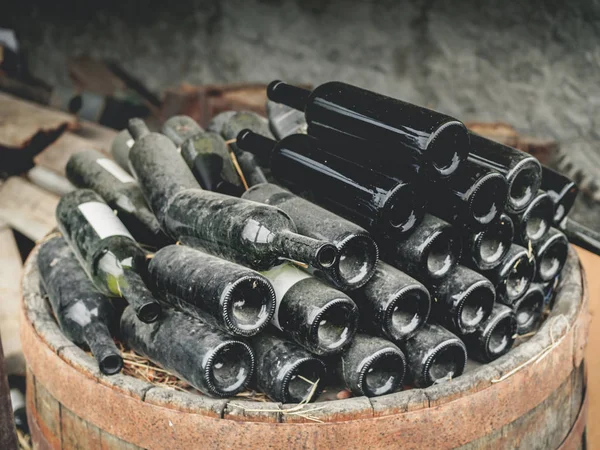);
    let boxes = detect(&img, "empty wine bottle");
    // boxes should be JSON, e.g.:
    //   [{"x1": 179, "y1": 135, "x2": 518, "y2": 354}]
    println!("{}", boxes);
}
[
  {"x1": 383, "y1": 214, "x2": 462, "y2": 280},
  {"x1": 148, "y1": 245, "x2": 276, "y2": 336},
  {"x1": 267, "y1": 80, "x2": 470, "y2": 177},
  {"x1": 400, "y1": 323, "x2": 467, "y2": 387},
  {"x1": 336, "y1": 334, "x2": 406, "y2": 397},
  {"x1": 261, "y1": 264, "x2": 358, "y2": 355},
  {"x1": 242, "y1": 183, "x2": 379, "y2": 290},
  {"x1": 66, "y1": 149, "x2": 168, "y2": 246},
  {"x1": 352, "y1": 261, "x2": 430, "y2": 342},
  {"x1": 251, "y1": 332, "x2": 327, "y2": 403},
  {"x1": 162, "y1": 115, "x2": 243, "y2": 195},
  {"x1": 237, "y1": 130, "x2": 426, "y2": 238},
  {"x1": 468, "y1": 133, "x2": 542, "y2": 214},
  {"x1": 121, "y1": 306, "x2": 254, "y2": 397},
  {"x1": 559, "y1": 217, "x2": 600, "y2": 256},
  {"x1": 207, "y1": 111, "x2": 237, "y2": 134},
  {"x1": 129, "y1": 119, "x2": 339, "y2": 272},
  {"x1": 532, "y1": 227, "x2": 569, "y2": 282},
  {"x1": 510, "y1": 190, "x2": 555, "y2": 245},
  {"x1": 513, "y1": 284, "x2": 544, "y2": 335},
  {"x1": 462, "y1": 214, "x2": 514, "y2": 271},
  {"x1": 9, "y1": 389, "x2": 28, "y2": 434},
  {"x1": 462, "y1": 303, "x2": 517, "y2": 363},
  {"x1": 482, "y1": 244, "x2": 536, "y2": 305},
  {"x1": 428, "y1": 160, "x2": 508, "y2": 228},
  {"x1": 429, "y1": 265, "x2": 495, "y2": 335},
  {"x1": 111, "y1": 129, "x2": 134, "y2": 174},
  {"x1": 542, "y1": 166, "x2": 578, "y2": 224},
  {"x1": 56, "y1": 189, "x2": 161, "y2": 323},
  {"x1": 267, "y1": 100, "x2": 308, "y2": 139},
  {"x1": 38, "y1": 236, "x2": 123, "y2": 375}
]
